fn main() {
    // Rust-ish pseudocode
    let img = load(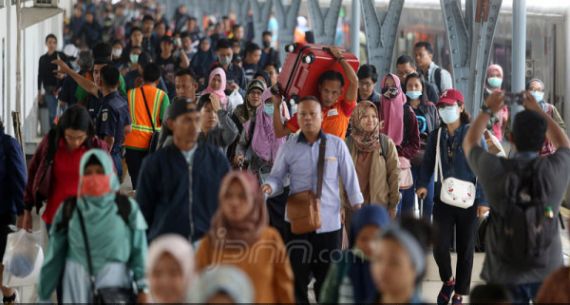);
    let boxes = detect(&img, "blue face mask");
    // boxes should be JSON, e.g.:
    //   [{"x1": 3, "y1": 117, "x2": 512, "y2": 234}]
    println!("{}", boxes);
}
[
  {"x1": 129, "y1": 54, "x2": 139, "y2": 64},
  {"x1": 438, "y1": 105, "x2": 460, "y2": 124},
  {"x1": 406, "y1": 91, "x2": 422, "y2": 100},
  {"x1": 487, "y1": 77, "x2": 503, "y2": 88},
  {"x1": 264, "y1": 103, "x2": 274, "y2": 116},
  {"x1": 531, "y1": 91, "x2": 544, "y2": 102}
]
